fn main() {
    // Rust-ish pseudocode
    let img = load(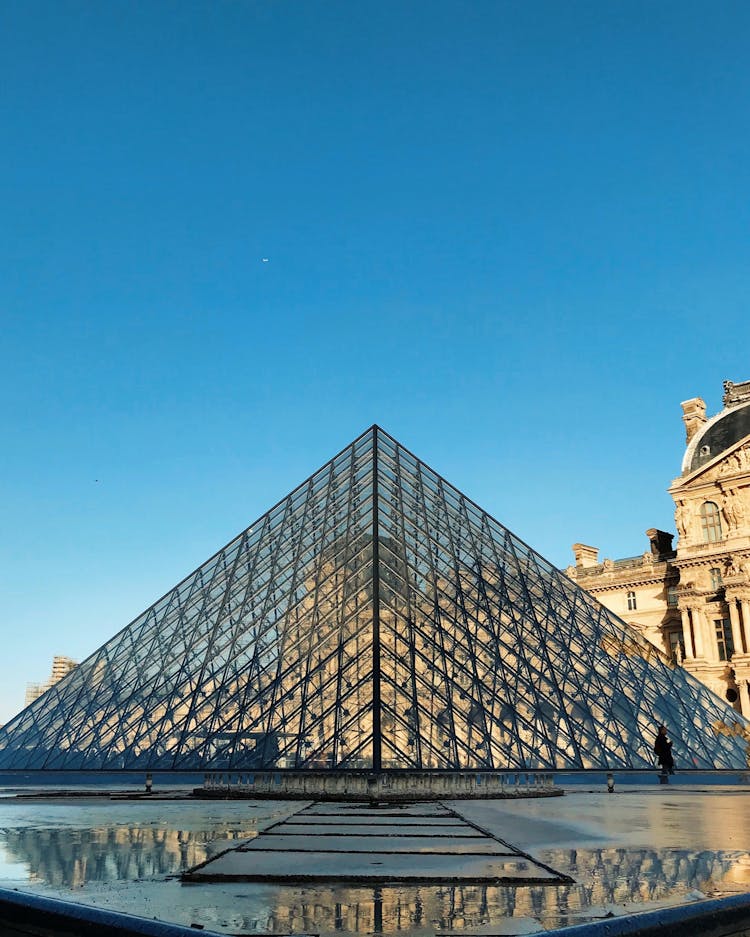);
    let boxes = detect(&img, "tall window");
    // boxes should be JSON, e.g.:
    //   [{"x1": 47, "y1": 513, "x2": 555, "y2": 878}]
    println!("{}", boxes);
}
[
  {"x1": 715, "y1": 617, "x2": 734, "y2": 661},
  {"x1": 627, "y1": 591, "x2": 637, "y2": 611},
  {"x1": 700, "y1": 502, "x2": 723, "y2": 543},
  {"x1": 710, "y1": 567, "x2": 723, "y2": 590},
  {"x1": 666, "y1": 586, "x2": 679, "y2": 608}
]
